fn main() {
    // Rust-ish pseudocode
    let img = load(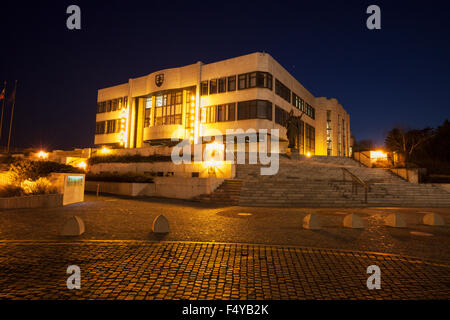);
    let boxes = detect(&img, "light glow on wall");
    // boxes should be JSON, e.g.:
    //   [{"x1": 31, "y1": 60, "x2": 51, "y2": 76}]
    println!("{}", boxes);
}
[
  {"x1": 37, "y1": 151, "x2": 49, "y2": 159},
  {"x1": 370, "y1": 150, "x2": 387, "y2": 160},
  {"x1": 100, "y1": 147, "x2": 111, "y2": 155}
]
